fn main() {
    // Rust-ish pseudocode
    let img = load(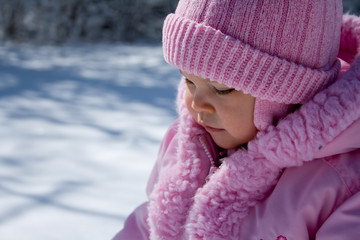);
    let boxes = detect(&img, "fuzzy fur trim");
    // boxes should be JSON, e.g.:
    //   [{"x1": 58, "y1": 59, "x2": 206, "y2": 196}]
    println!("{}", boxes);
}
[
  {"x1": 339, "y1": 14, "x2": 360, "y2": 62},
  {"x1": 148, "y1": 77, "x2": 209, "y2": 239}
]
